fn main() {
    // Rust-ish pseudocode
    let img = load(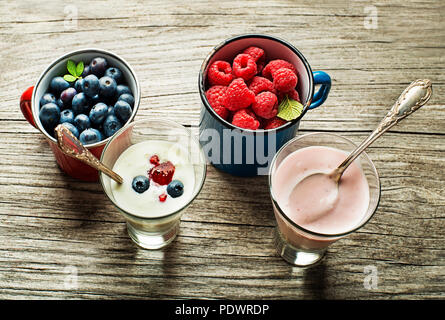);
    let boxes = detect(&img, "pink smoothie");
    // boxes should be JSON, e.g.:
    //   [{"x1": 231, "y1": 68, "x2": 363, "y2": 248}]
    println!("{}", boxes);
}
[{"x1": 272, "y1": 146, "x2": 370, "y2": 236}]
